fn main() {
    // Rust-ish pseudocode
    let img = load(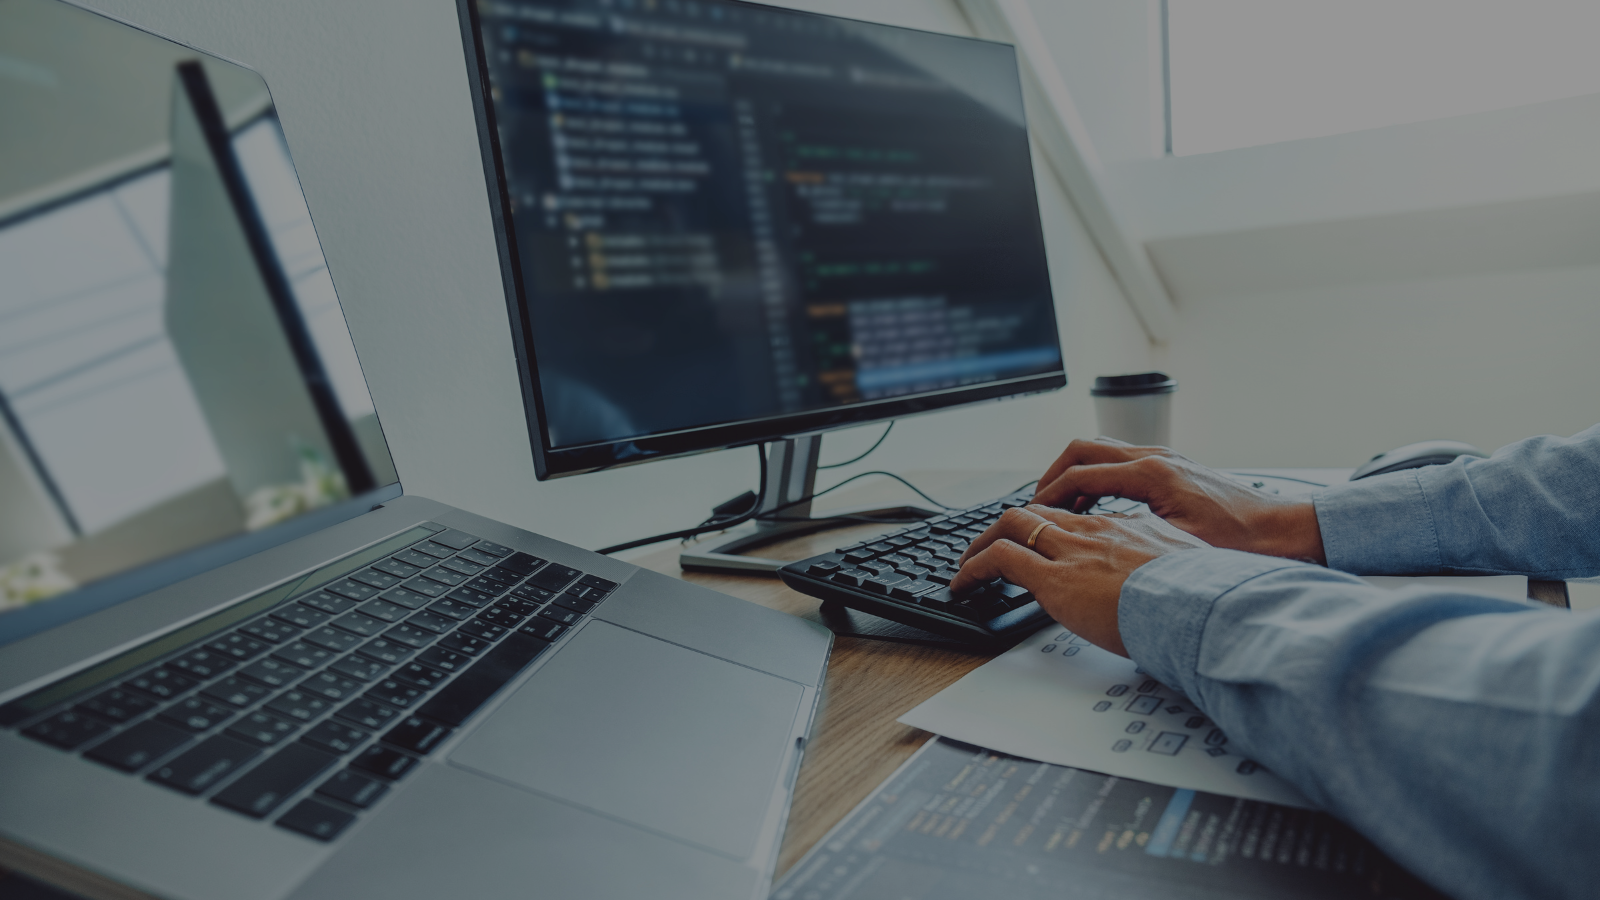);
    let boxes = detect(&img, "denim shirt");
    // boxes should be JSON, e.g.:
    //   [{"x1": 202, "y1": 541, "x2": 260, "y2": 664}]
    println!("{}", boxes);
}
[{"x1": 1118, "y1": 425, "x2": 1600, "y2": 900}]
